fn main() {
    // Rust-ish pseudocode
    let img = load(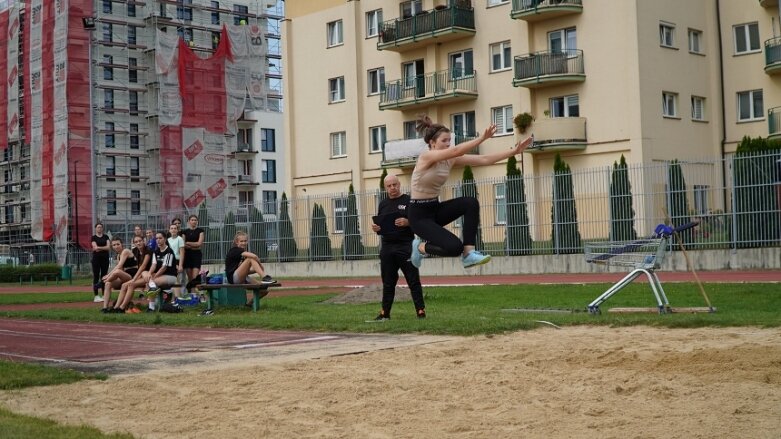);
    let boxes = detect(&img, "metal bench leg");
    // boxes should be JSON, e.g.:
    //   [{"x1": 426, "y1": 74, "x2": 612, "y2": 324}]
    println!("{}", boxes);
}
[{"x1": 647, "y1": 270, "x2": 670, "y2": 313}]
